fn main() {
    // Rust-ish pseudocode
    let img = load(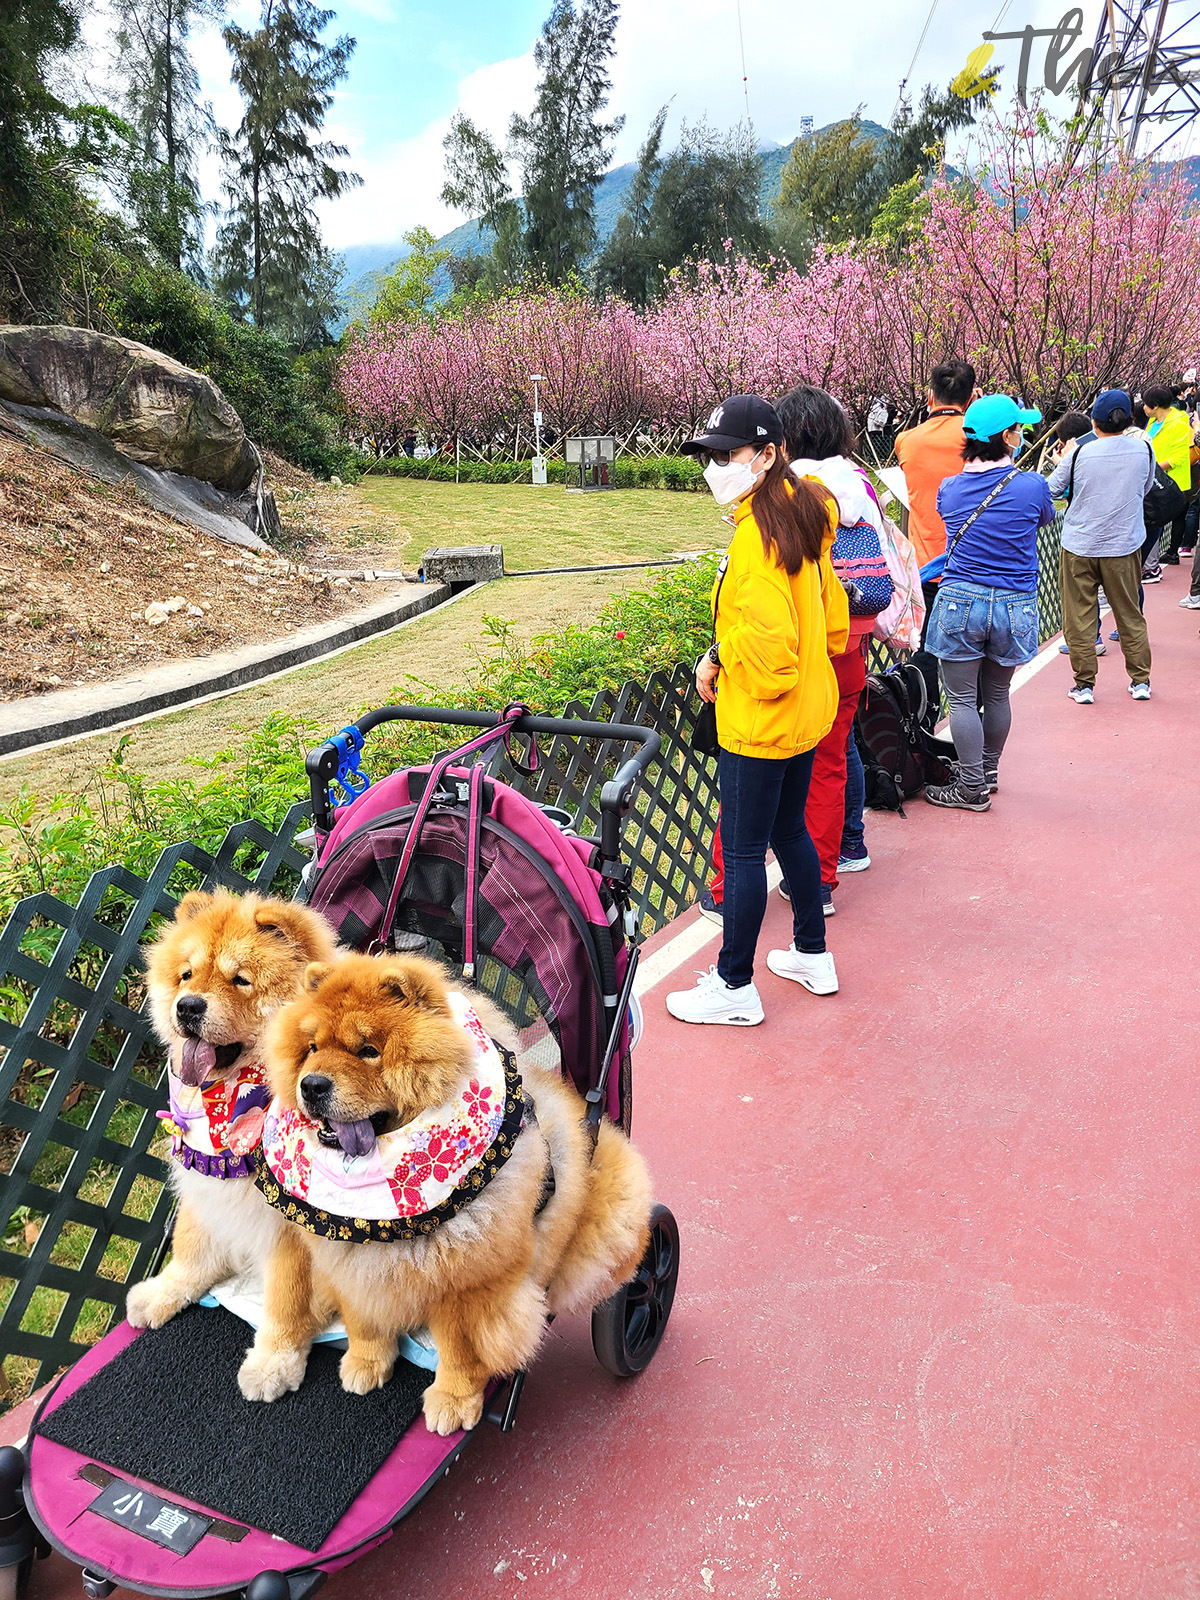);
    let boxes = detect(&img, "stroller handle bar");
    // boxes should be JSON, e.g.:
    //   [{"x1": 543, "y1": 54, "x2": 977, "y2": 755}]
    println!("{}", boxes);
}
[{"x1": 305, "y1": 704, "x2": 662, "y2": 856}]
